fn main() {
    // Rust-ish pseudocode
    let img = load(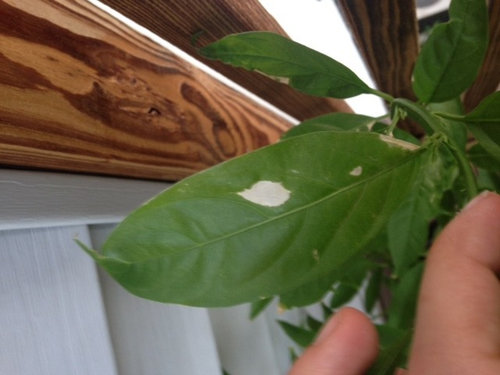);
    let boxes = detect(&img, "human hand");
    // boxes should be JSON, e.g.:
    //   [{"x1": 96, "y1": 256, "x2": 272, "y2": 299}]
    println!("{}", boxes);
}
[{"x1": 289, "y1": 191, "x2": 500, "y2": 375}]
